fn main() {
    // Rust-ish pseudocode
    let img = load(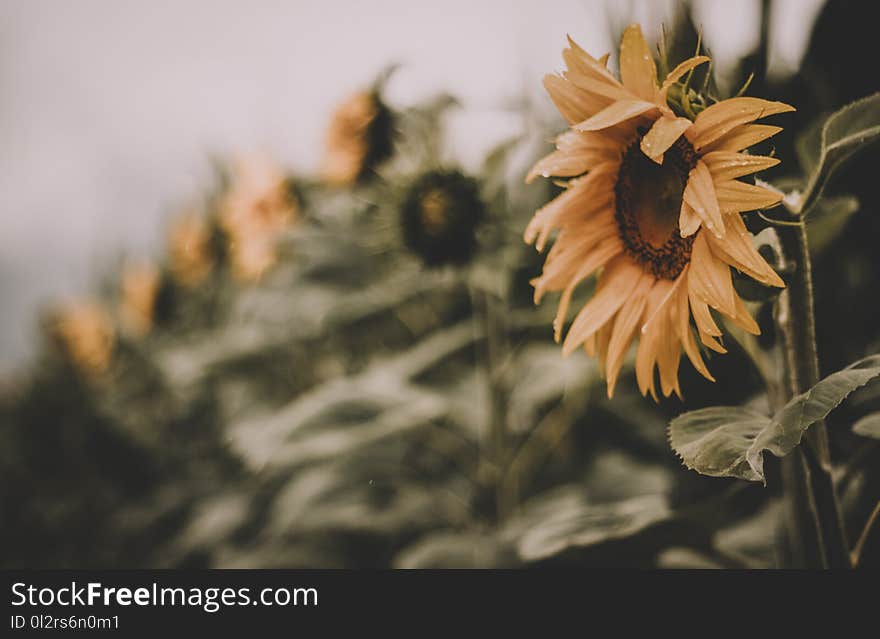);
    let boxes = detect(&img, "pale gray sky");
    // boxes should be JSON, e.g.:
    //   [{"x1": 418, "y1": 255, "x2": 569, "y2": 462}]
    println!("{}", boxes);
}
[{"x1": 0, "y1": 0, "x2": 823, "y2": 369}]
